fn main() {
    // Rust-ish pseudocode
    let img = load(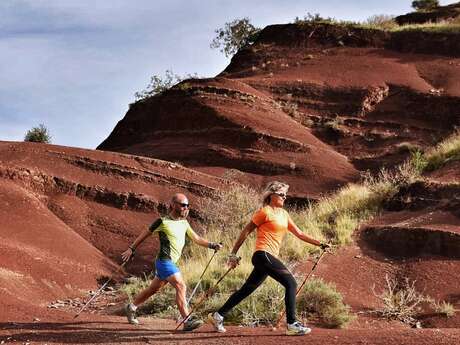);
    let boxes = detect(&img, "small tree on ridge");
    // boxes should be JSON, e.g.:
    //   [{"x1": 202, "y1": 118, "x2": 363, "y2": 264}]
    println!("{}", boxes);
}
[
  {"x1": 412, "y1": 0, "x2": 439, "y2": 11},
  {"x1": 24, "y1": 124, "x2": 51, "y2": 143},
  {"x1": 210, "y1": 18, "x2": 260, "y2": 57}
]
